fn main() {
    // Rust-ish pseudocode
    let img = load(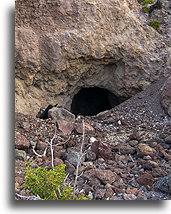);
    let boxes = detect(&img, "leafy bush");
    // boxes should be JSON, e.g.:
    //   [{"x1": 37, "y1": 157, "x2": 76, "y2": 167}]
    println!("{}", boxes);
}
[
  {"x1": 142, "y1": 5, "x2": 149, "y2": 13},
  {"x1": 149, "y1": 19, "x2": 160, "y2": 31},
  {"x1": 142, "y1": 0, "x2": 154, "y2": 4},
  {"x1": 23, "y1": 163, "x2": 90, "y2": 200}
]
